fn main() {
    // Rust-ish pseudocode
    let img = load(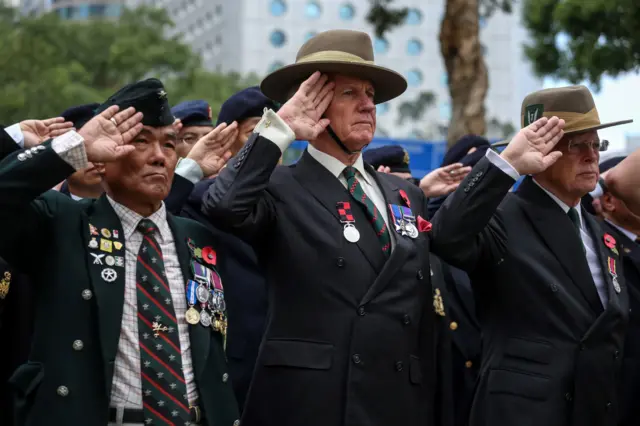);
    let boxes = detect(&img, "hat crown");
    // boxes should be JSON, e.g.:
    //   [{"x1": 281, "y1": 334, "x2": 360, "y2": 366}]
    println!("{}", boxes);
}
[
  {"x1": 296, "y1": 29, "x2": 374, "y2": 63},
  {"x1": 522, "y1": 85, "x2": 596, "y2": 116}
]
